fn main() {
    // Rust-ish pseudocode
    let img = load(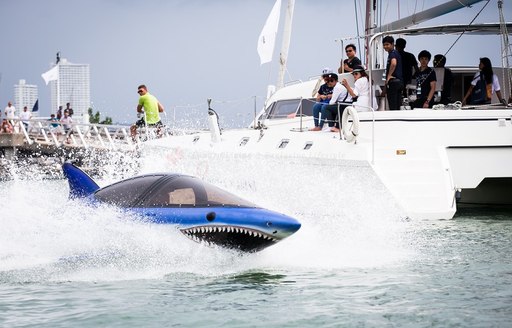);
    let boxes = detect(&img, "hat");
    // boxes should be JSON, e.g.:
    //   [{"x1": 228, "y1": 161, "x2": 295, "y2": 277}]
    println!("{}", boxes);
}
[
  {"x1": 321, "y1": 67, "x2": 333, "y2": 77},
  {"x1": 325, "y1": 73, "x2": 338, "y2": 80},
  {"x1": 352, "y1": 65, "x2": 365, "y2": 73}
]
